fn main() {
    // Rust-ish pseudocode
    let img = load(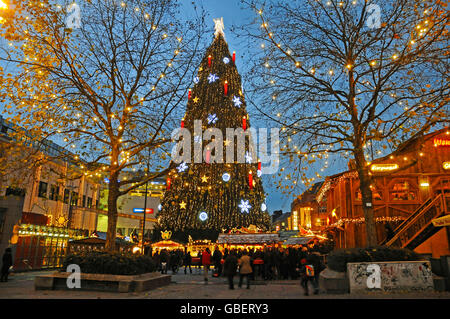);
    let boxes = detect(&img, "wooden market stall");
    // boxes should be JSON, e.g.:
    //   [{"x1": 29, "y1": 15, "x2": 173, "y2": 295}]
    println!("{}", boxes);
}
[
  {"x1": 216, "y1": 233, "x2": 281, "y2": 250},
  {"x1": 151, "y1": 239, "x2": 185, "y2": 252},
  {"x1": 316, "y1": 128, "x2": 450, "y2": 257}
]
